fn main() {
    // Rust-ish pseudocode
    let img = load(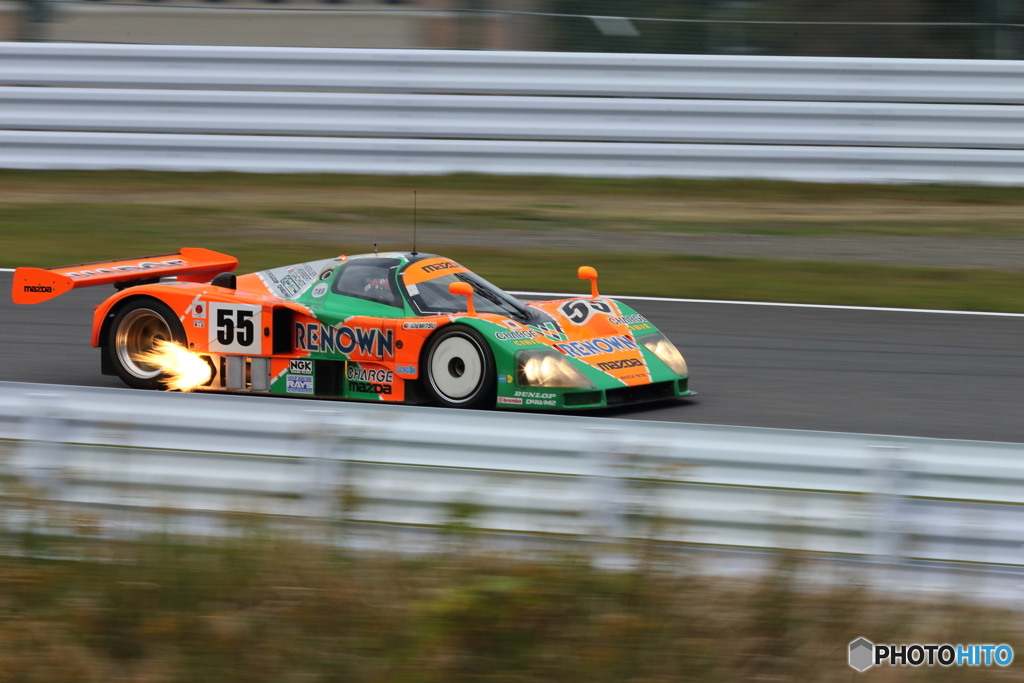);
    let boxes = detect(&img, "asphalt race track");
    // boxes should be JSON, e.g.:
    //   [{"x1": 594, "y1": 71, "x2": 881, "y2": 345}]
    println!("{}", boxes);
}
[{"x1": 2, "y1": 272, "x2": 1021, "y2": 443}]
